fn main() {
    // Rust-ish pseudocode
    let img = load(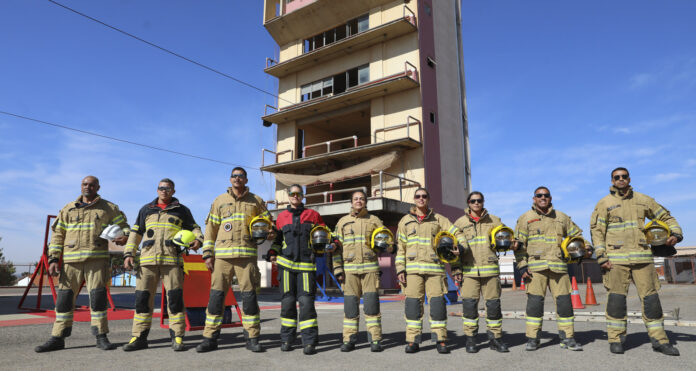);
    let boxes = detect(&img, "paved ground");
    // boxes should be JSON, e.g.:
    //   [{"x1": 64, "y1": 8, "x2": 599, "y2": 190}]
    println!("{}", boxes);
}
[{"x1": 1, "y1": 284, "x2": 695, "y2": 370}]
